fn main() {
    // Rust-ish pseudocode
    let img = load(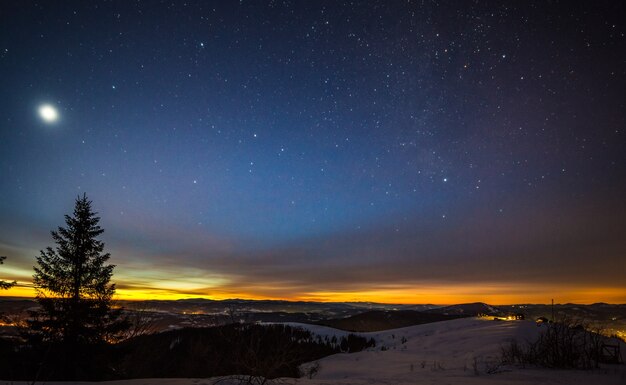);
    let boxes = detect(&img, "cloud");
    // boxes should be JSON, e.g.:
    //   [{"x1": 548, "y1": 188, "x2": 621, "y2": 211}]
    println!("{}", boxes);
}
[{"x1": 3, "y1": 185, "x2": 625, "y2": 304}]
